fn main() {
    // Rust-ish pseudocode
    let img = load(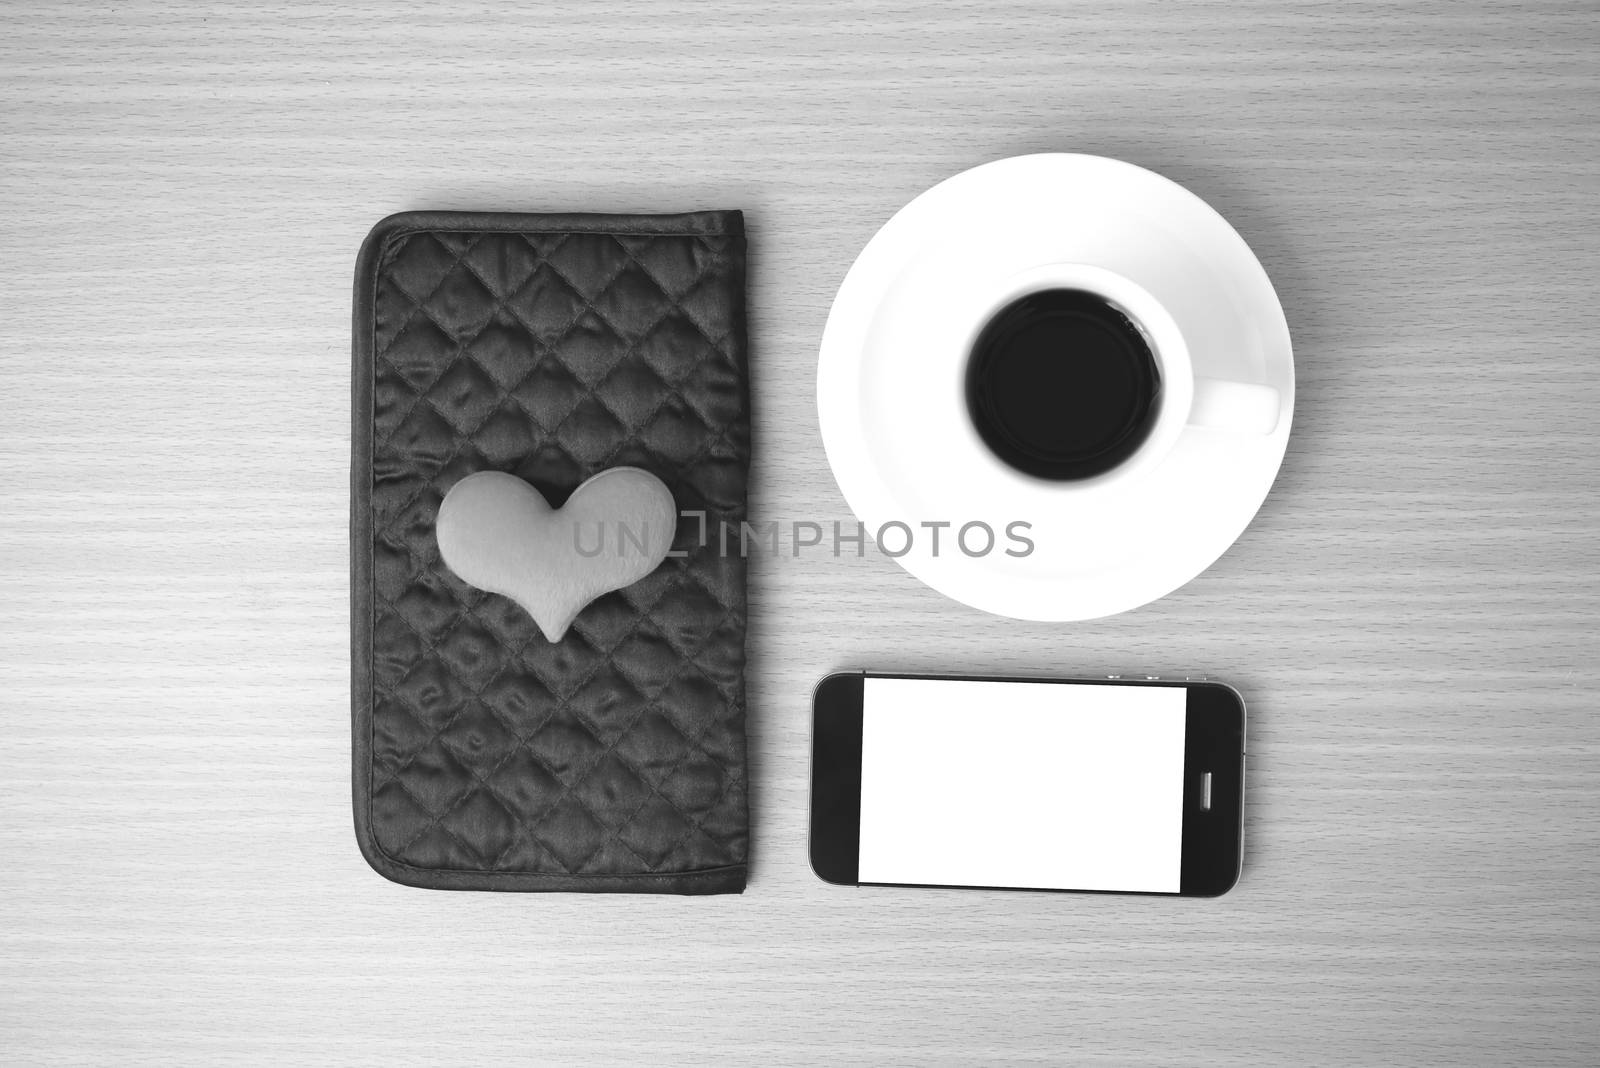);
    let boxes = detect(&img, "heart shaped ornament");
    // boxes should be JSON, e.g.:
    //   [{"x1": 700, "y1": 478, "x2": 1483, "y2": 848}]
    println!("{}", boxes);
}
[{"x1": 436, "y1": 468, "x2": 678, "y2": 642}]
